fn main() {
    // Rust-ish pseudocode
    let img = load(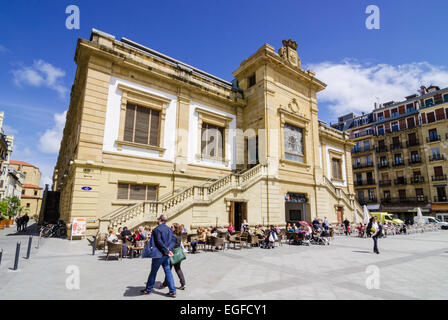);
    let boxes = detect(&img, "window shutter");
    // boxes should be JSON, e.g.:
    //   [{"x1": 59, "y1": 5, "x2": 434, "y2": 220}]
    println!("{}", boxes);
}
[
  {"x1": 427, "y1": 112, "x2": 435, "y2": 123},
  {"x1": 434, "y1": 166, "x2": 443, "y2": 176},
  {"x1": 146, "y1": 186, "x2": 157, "y2": 201},
  {"x1": 201, "y1": 123, "x2": 207, "y2": 156},
  {"x1": 134, "y1": 106, "x2": 150, "y2": 144},
  {"x1": 117, "y1": 184, "x2": 129, "y2": 200},
  {"x1": 150, "y1": 110, "x2": 160, "y2": 146},
  {"x1": 124, "y1": 104, "x2": 135, "y2": 142},
  {"x1": 130, "y1": 184, "x2": 146, "y2": 200},
  {"x1": 217, "y1": 127, "x2": 224, "y2": 158}
]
